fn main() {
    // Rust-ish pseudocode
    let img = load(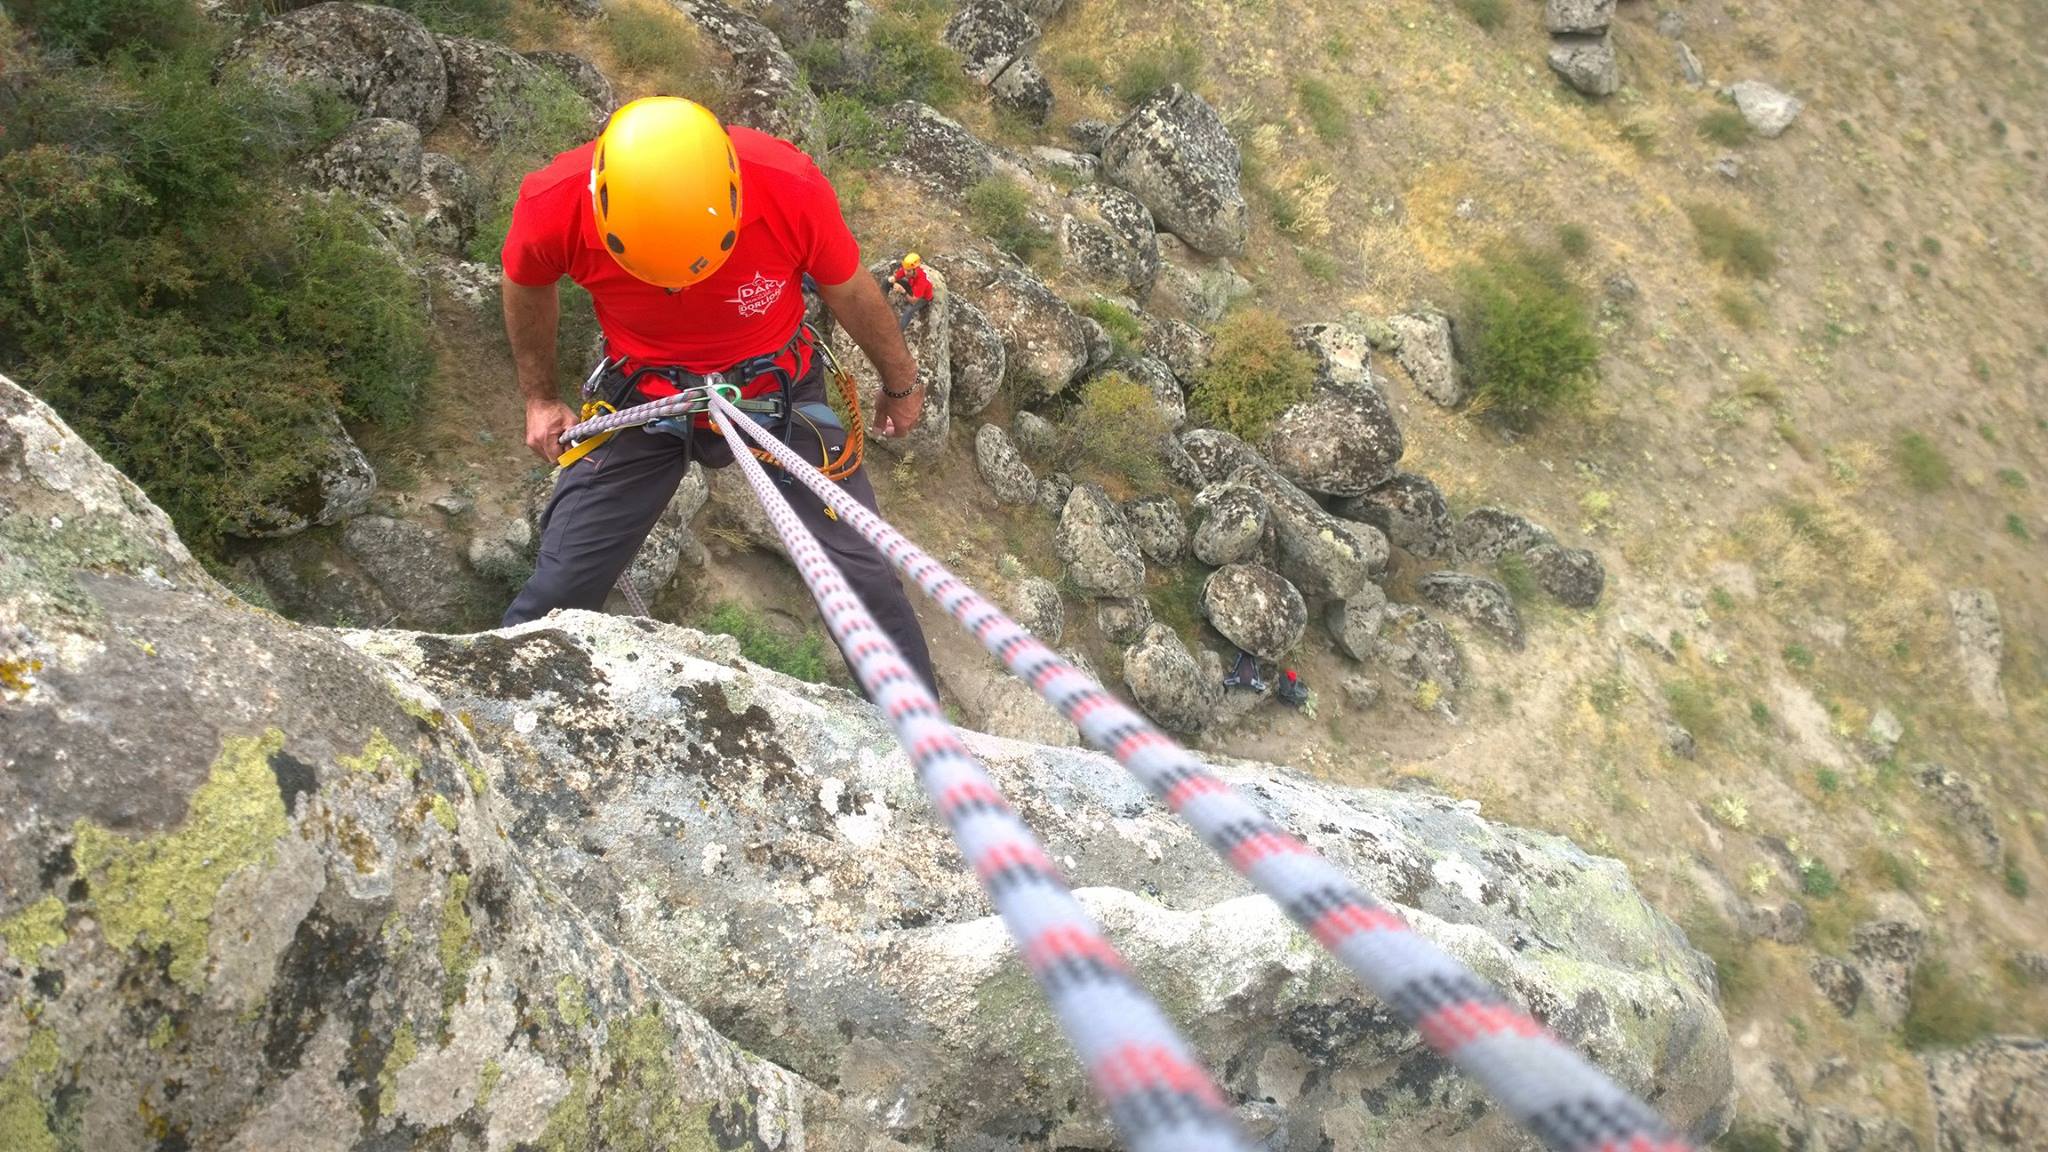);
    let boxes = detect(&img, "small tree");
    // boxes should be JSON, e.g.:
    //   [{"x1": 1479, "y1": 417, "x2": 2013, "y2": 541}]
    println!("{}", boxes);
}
[
  {"x1": 1456, "y1": 247, "x2": 1600, "y2": 426},
  {"x1": 1189, "y1": 309, "x2": 1315, "y2": 441}
]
